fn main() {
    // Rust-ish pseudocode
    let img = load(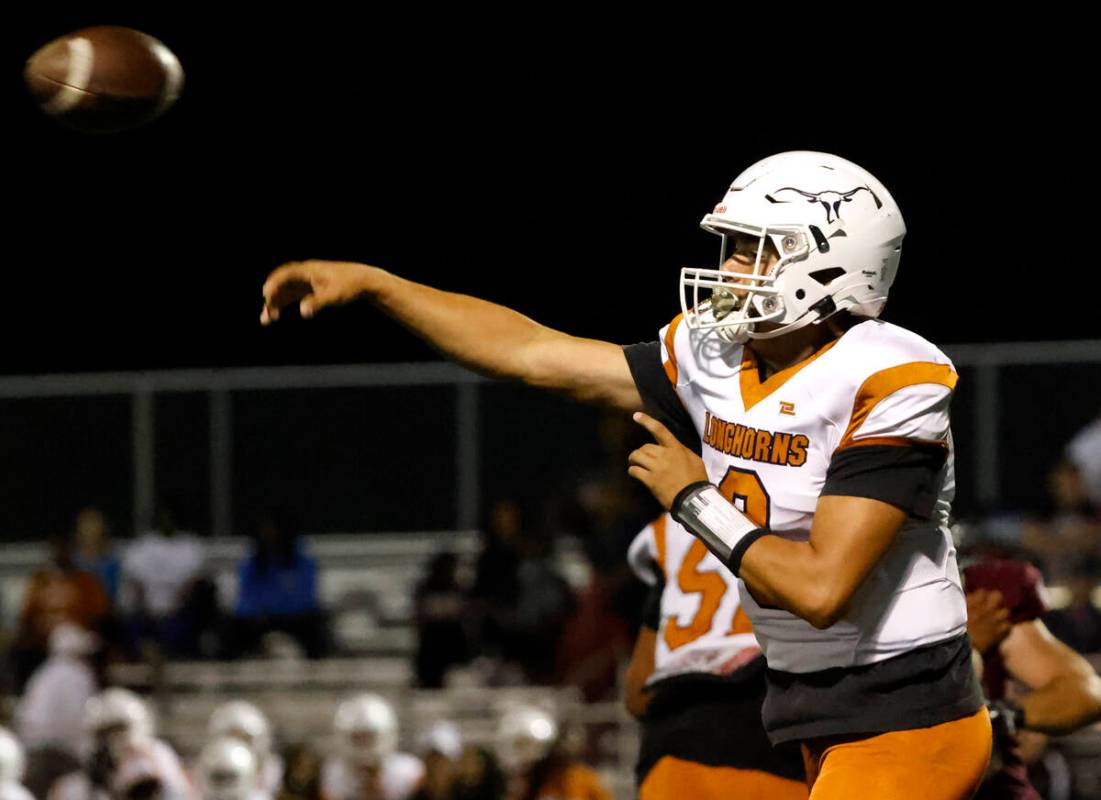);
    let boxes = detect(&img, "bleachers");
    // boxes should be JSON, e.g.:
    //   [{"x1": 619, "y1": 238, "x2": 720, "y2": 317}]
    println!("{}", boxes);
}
[{"x1": 5, "y1": 532, "x2": 1101, "y2": 799}]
